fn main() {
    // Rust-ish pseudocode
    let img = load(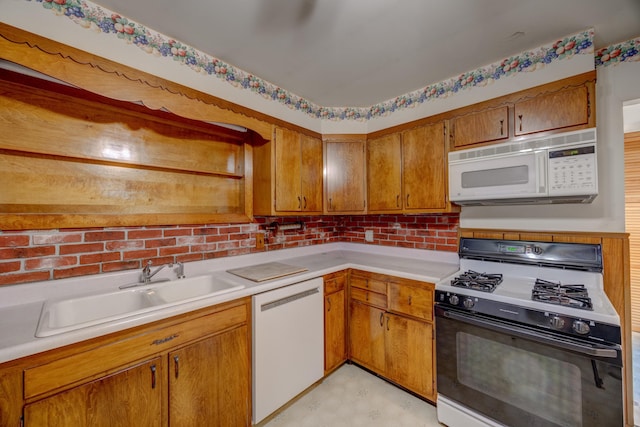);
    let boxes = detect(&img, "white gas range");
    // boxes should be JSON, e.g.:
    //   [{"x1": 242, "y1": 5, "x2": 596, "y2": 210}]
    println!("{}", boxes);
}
[{"x1": 434, "y1": 238, "x2": 622, "y2": 427}]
